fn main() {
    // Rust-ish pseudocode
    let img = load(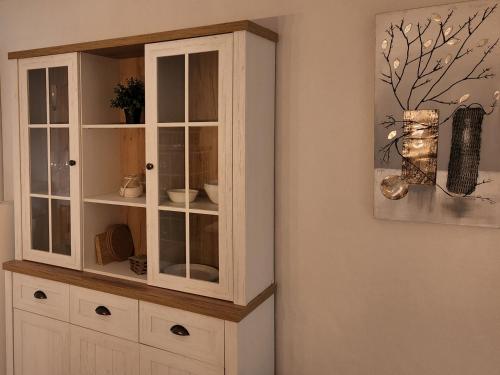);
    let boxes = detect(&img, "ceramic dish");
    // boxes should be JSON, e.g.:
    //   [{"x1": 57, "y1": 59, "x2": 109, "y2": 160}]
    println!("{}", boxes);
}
[
  {"x1": 204, "y1": 183, "x2": 218, "y2": 204},
  {"x1": 167, "y1": 189, "x2": 198, "y2": 203}
]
